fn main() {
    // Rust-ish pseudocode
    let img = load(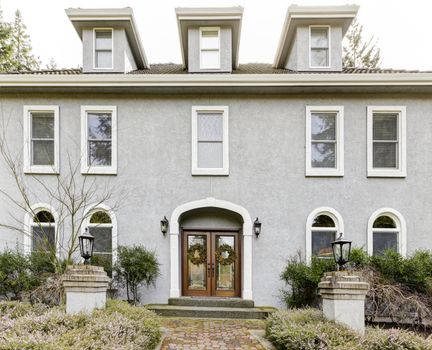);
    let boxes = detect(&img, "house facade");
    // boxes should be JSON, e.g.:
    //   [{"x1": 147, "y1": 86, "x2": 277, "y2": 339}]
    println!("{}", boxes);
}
[{"x1": 0, "y1": 5, "x2": 431, "y2": 307}]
